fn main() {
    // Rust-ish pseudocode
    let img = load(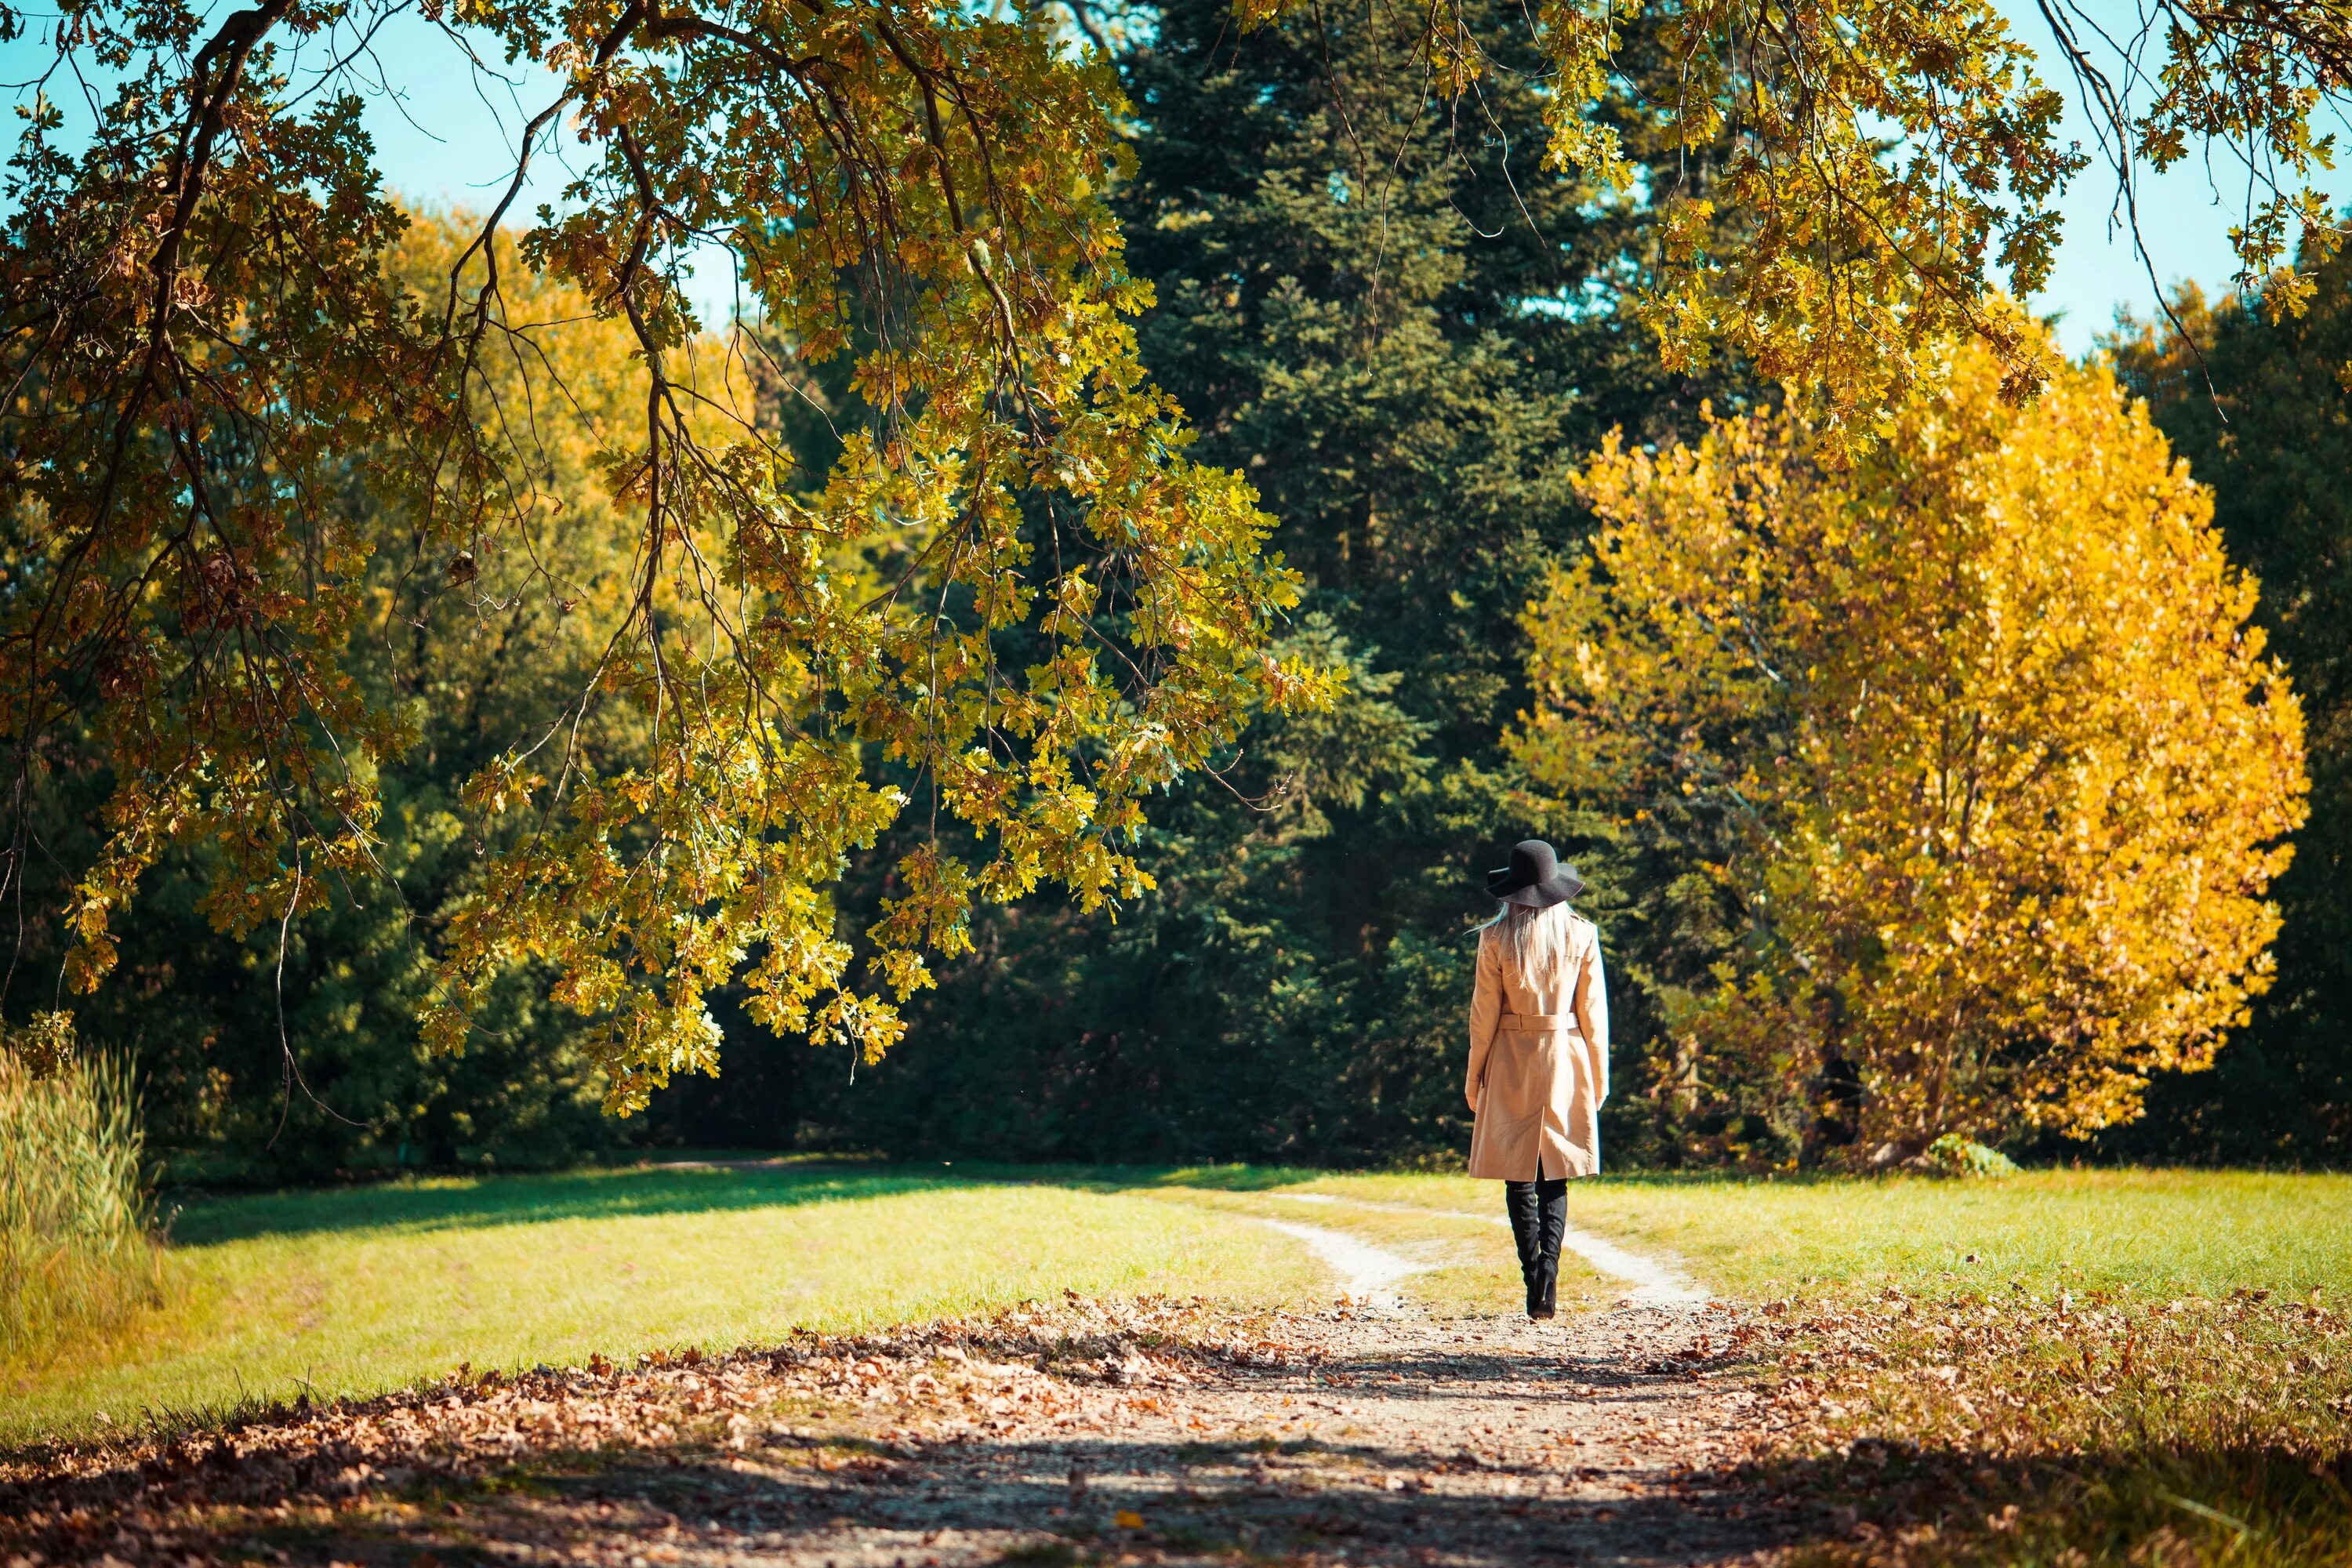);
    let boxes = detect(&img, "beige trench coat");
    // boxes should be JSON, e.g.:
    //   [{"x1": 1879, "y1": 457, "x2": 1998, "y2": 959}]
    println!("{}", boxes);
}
[{"x1": 1465, "y1": 914, "x2": 1610, "y2": 1180}]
